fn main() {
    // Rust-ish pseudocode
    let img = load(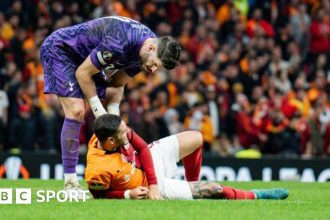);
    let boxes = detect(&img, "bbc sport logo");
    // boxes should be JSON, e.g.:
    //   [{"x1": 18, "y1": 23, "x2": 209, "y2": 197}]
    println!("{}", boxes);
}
[{"x1": 0, "y1": 188, "x2": 89, "y2": 204}]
